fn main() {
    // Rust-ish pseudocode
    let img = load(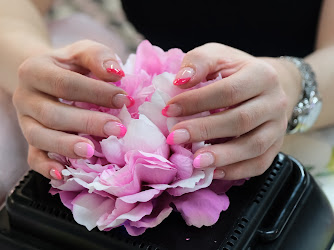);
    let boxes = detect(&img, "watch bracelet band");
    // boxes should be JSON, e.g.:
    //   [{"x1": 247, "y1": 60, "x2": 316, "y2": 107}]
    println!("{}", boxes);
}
[{"x1": 280, "y1": 56, "x2": 321, "y2": 134}]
